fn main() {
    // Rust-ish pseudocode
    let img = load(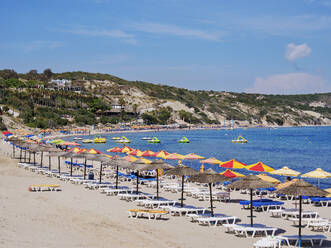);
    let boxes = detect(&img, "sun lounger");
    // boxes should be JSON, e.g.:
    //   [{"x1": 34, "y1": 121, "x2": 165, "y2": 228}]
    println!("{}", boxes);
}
[
  {"x1": 196, "y1": 216, "x2": 238, "y2": 227},
  {"x1": 224, "y1": 224, "x2": 277, "y2": 238},
  {"x1": 310, "y1": 197, "x2": 331, "y2": 207},
  {"x1": 128, "y1": 209, "x2": 168, "y2": 220},
  {"x1": 29, "y1": 184, "x2": 61, "y2": 192},
  {"x1": 277, "y1": 234, "x2": 327, "y2": 247},
  {"x1": 306, "y1": 218, "x2": 330, "y2": 232},
  {"x1": 160, "y1": 205, "x2": 206, "y2": 216},
  {"x1": 136, "y1": 199, "x2": 178, "y2": 209},
  {"x1": 103, "y1": 187, "x2": 133, "y2": 196},
  {"x1": 118, "y1": 193, "x2": 155, "y2": 201},
  {"x1": 282, "y1": 209, "x2": 318, "y2": 220},
  {"x1": 254, "y1": 237, "x2": 281, "y2": 248}
]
